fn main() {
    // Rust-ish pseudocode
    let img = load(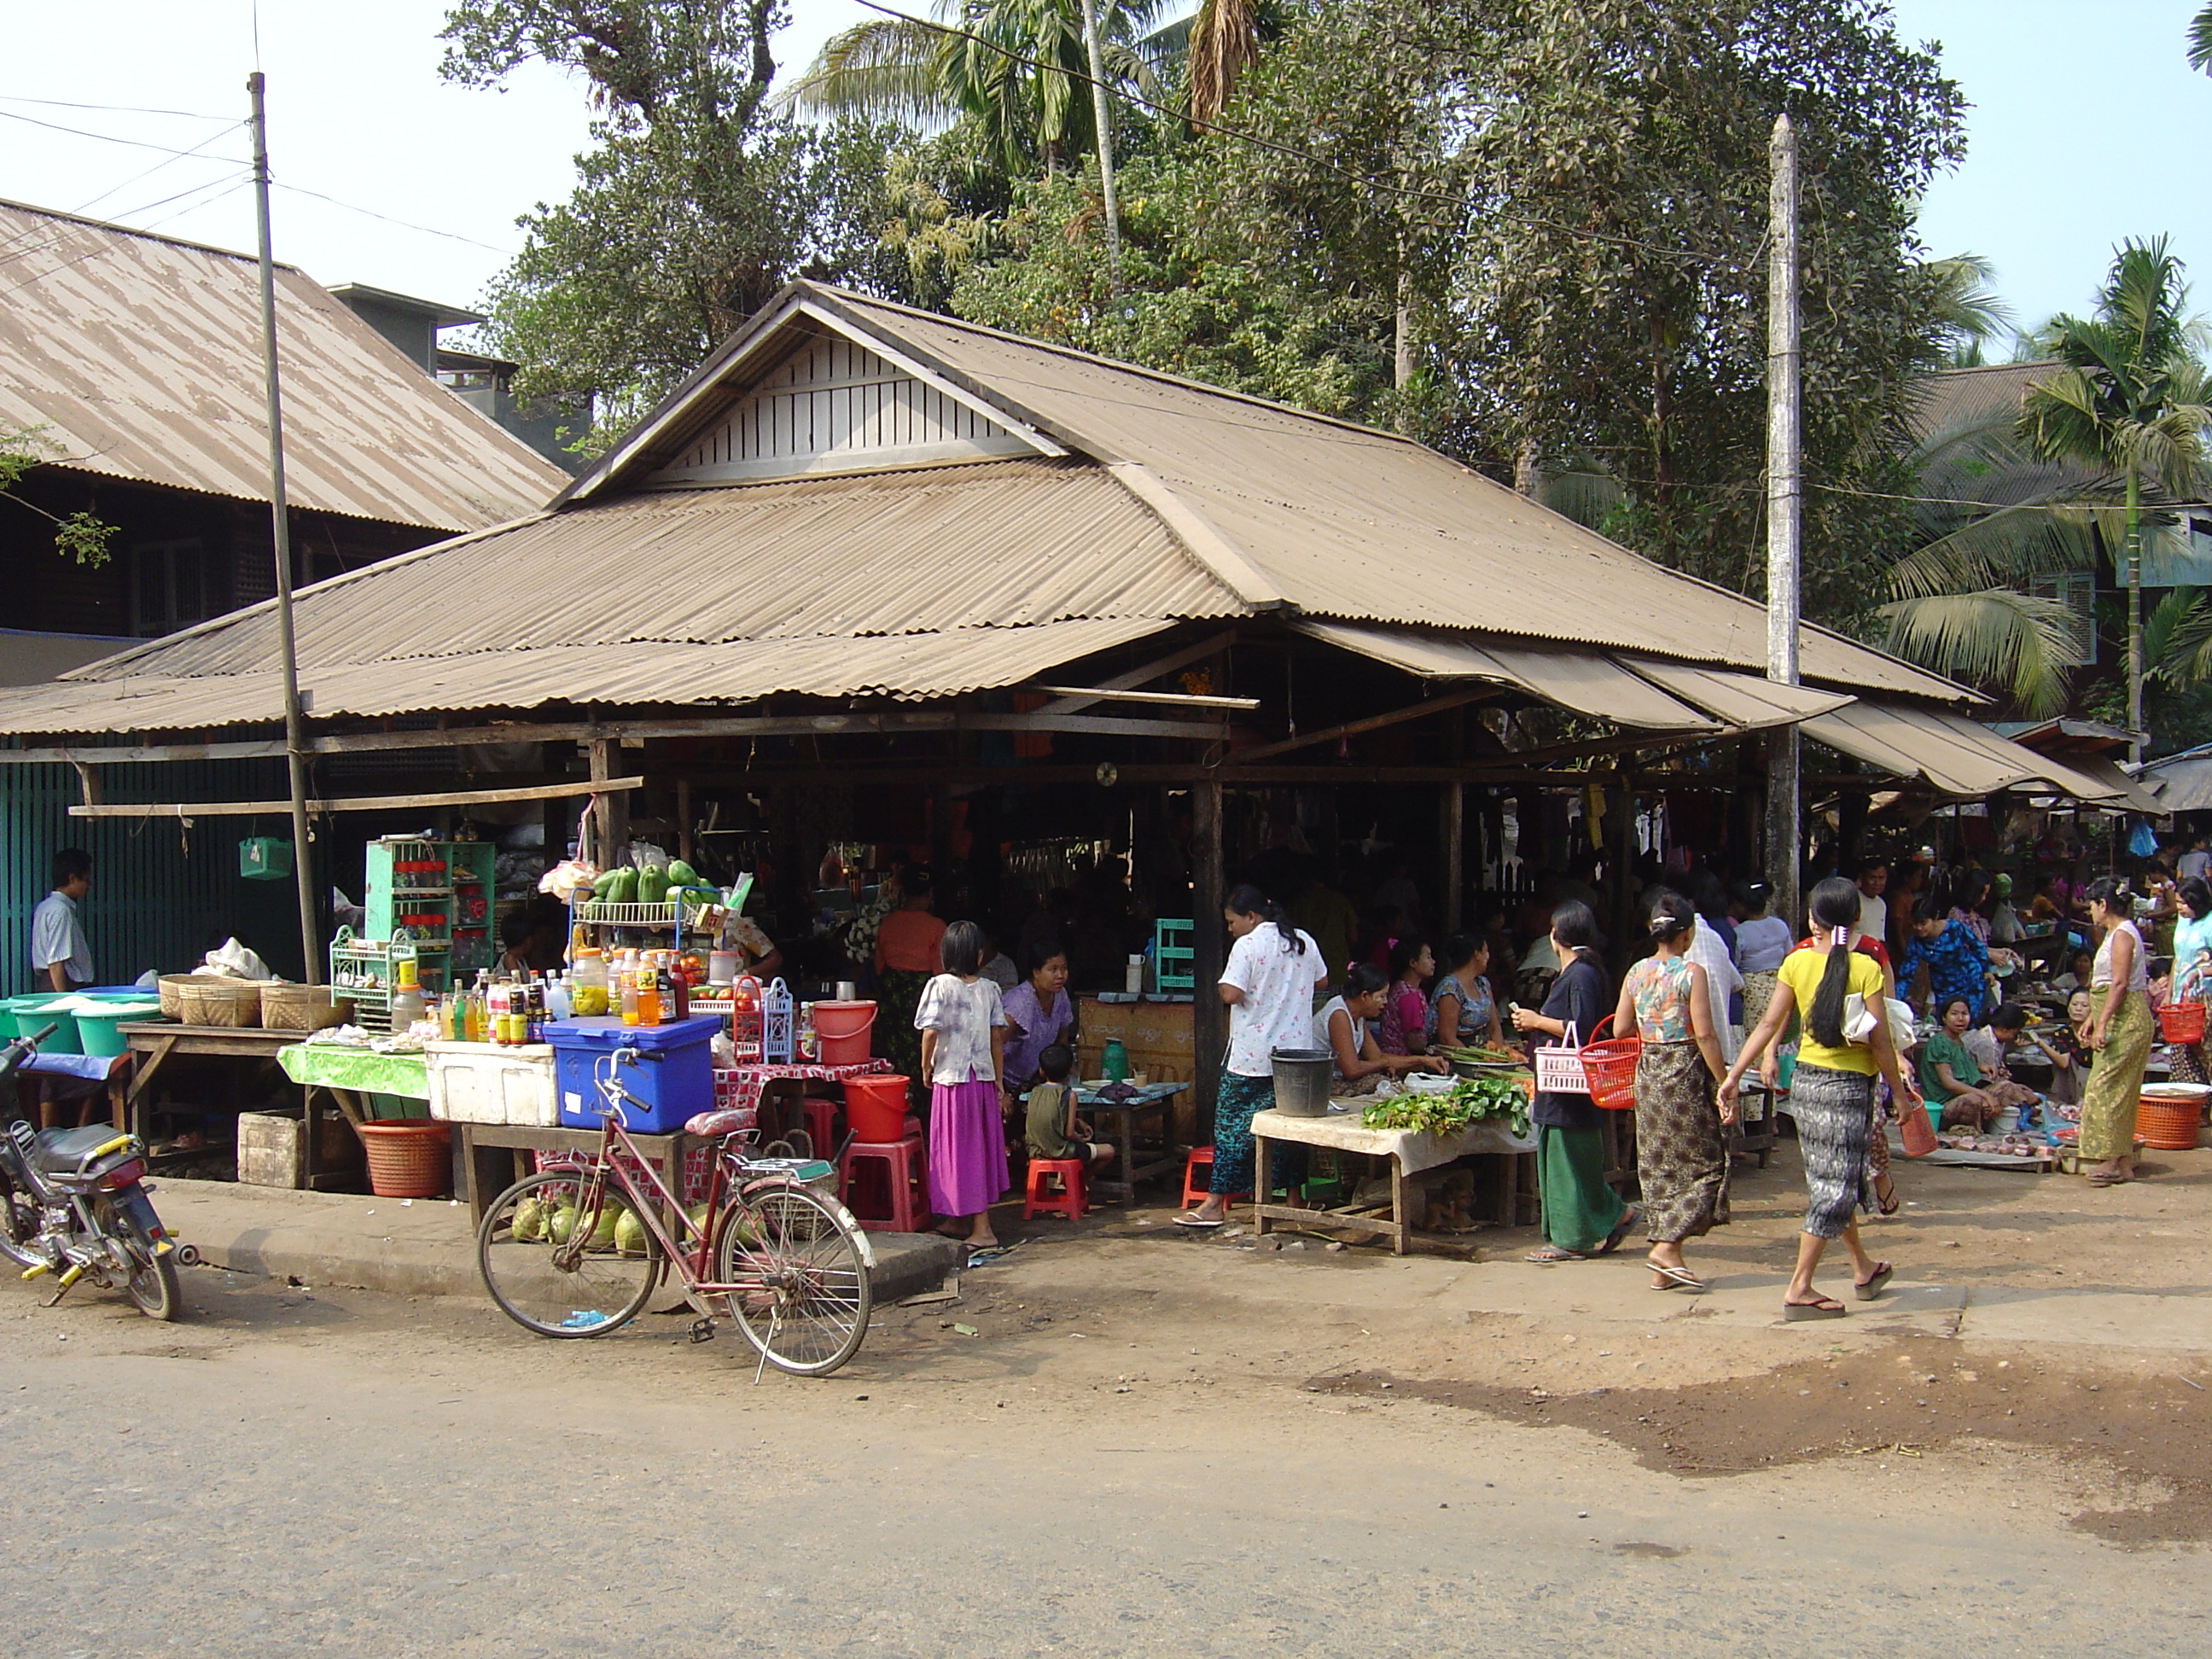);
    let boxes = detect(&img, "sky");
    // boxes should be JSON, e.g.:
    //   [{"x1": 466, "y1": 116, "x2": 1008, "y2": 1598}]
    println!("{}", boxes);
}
[{"x1": 1, "y1": 1, "x2": 2208, "y2": 341}]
